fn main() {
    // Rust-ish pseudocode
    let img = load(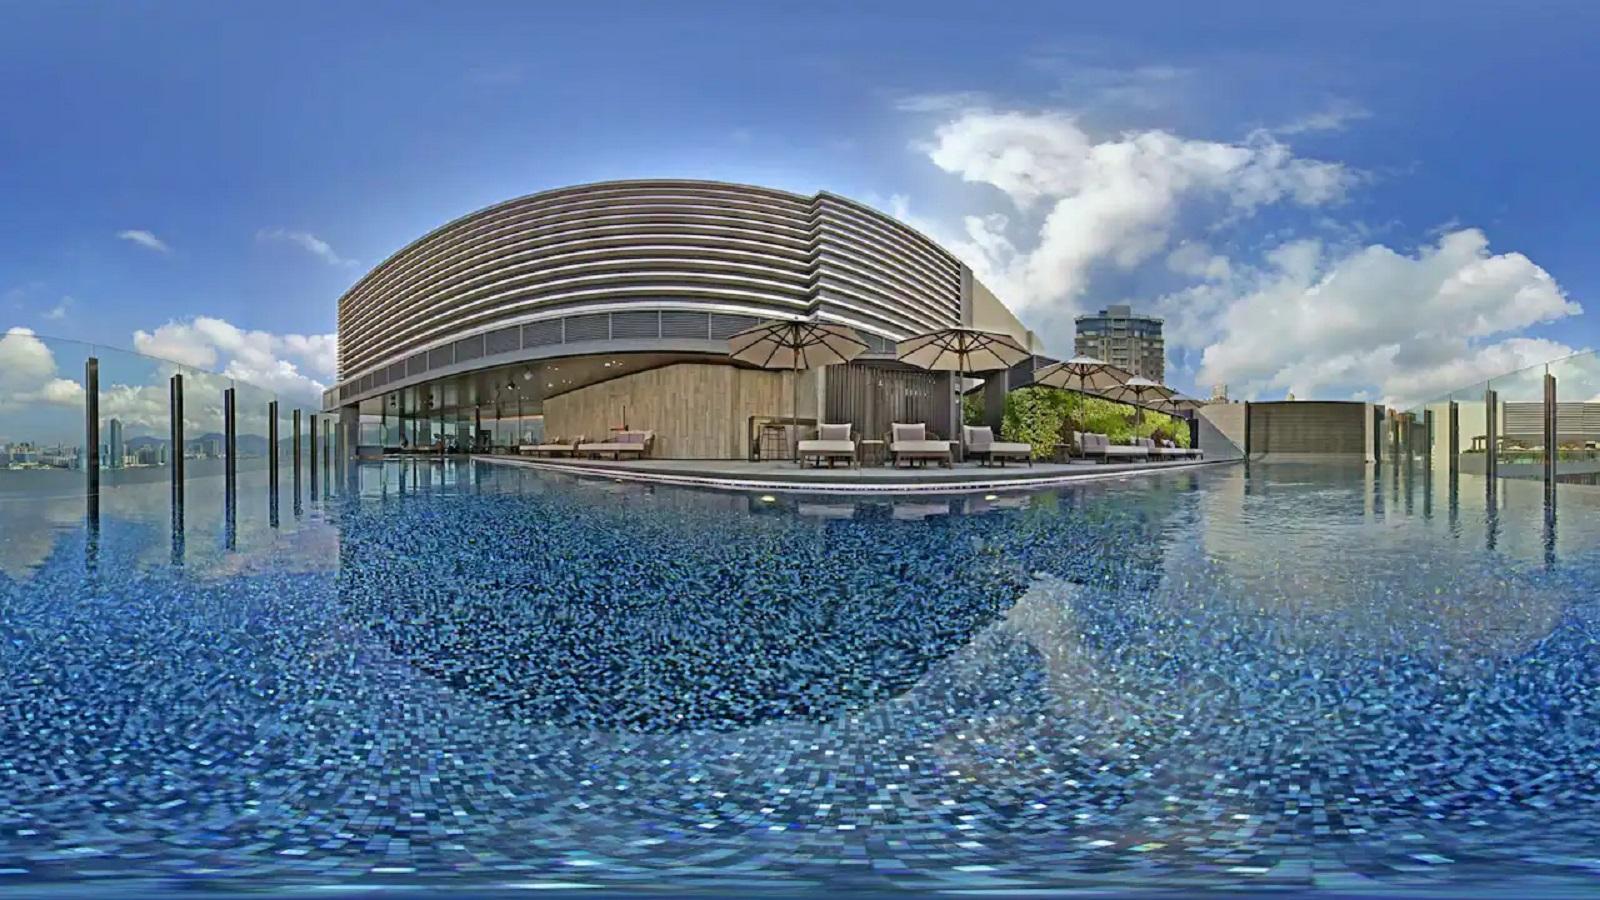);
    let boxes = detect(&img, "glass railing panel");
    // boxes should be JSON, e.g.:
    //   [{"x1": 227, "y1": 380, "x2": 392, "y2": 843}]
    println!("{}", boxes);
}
[
  {"x1": 0, "y1": 333, "x2": 93, "y2": 579},
  {"x1": 1546, "y1": 350, "x2": 1600, "y2": 485},
  {"x1": 1490, "y1": 359, "x2": 1548, "y2": 481}
]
